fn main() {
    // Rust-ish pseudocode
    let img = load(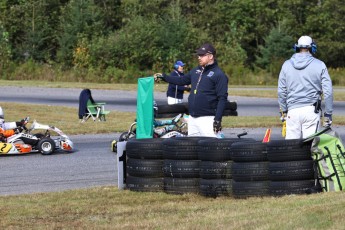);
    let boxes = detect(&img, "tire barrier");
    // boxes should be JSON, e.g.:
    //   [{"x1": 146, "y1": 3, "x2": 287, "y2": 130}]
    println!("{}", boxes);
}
[
  {"x1": 163, "y1": 160, "x2": 200, "y2": 178},
  {"x1": 198, "y1": 138, "x2": 254, "y2": 197},
  {"x1": 232, "y1": 181, "x2": 270, "y2": 198},
  {"x1": 267, "y1": 139, "x2": 313, "y2": 162},
  {"x1": 269, "y1": 160, "x2": 314, "y2": 181},
  {"x1": 162, "y1": 137, "x2": 206, "y2": 195},
  {"x1": 164, "y1": 177, "x2": 200, "y2": 195},
  {"x1": 200, "y1": 178, "x2": 232, "y2": 197},
  {"x1": 126, "y1": 138, "x2": 165, "y2": 159},
  {"x1": 231, "y1": 141, "x2": 268, "y2": 162},
  {"x1": 163, "y1": 137, "x2": 212, "y2": 160},
  {"x1": 198, "y1": 138, "x2": 254, "y2": 162},
  {"x1": 126, "y1": 138, "x2": 164, "y2": 192},
  {"x1": 267, "y1": 139, "x2": 315, "y2": 196},
  {"x1": 126, "y1": 176, "x2": 164, "y2": 192},
  {"x1": 126, "y1": 158, "x2": 164, "y2": 178},
  {"x1": 155, "y1": 101, "x2": 238, "y2": 118},
  {"x1": 199, "y1": 161, "x2": 232, "y2": 179},
  {"x1": 124, "y1": 137, "x2": 316, "y2": 197},
  {"x1": 231, "y1": 141, "x2": 270, "y2": 198},
  {"x1": 232, "y1": 162, "x2": 269, "y2": 182}
]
